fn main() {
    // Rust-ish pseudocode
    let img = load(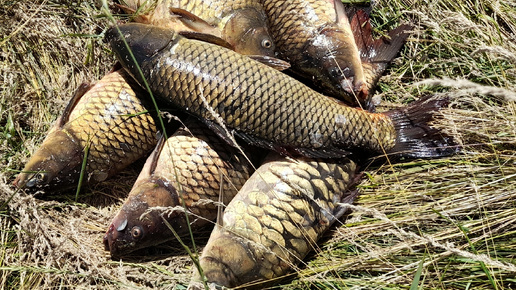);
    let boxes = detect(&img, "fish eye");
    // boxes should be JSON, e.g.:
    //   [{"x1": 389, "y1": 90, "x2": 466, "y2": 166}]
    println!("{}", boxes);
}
[
  {"x1": 130, "y1": 226, "x2": 142, "y2": 239},
  {"x1": 28, "y1": 172, "x2": 47, "y2": 186},
  {"x1": 36, "y1": 172, "x2": 47, "y2": 182},
  {"x1": 261, "y1": 39, "x2": 272, "y2": 49}
]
